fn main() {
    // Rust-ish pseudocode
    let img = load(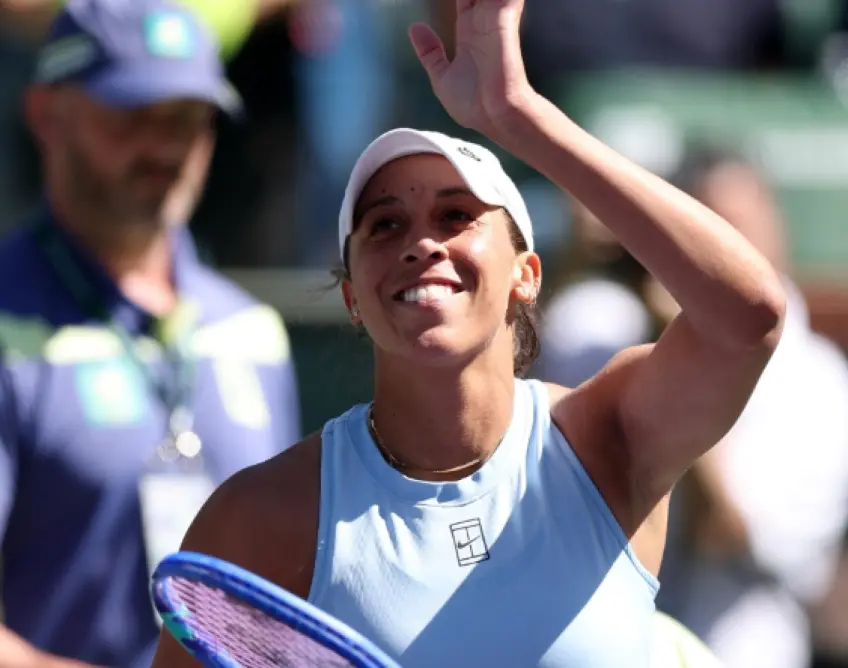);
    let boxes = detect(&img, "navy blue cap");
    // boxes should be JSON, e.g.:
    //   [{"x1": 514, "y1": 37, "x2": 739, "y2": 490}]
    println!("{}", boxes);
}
[{"x1": 33, "y1": 0, "x2": 242, "y2": 116}]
